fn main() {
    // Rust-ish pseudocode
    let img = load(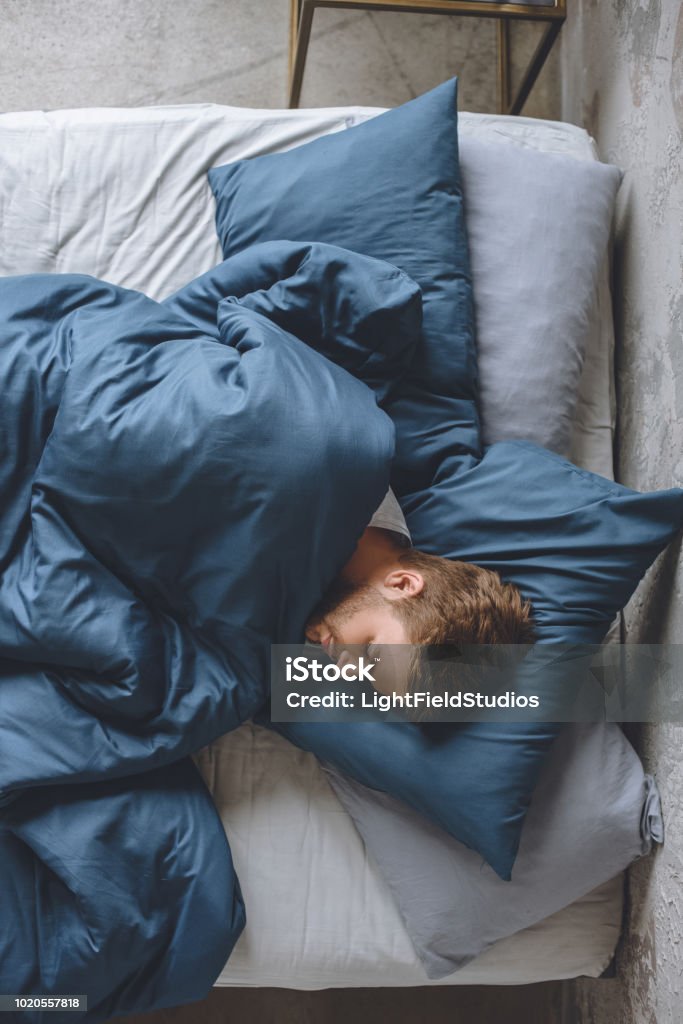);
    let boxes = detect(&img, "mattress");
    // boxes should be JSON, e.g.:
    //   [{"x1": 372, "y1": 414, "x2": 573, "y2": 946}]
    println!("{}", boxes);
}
[{"x1": 0, "y1": 102, "x2": 619, "y2": 987}]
